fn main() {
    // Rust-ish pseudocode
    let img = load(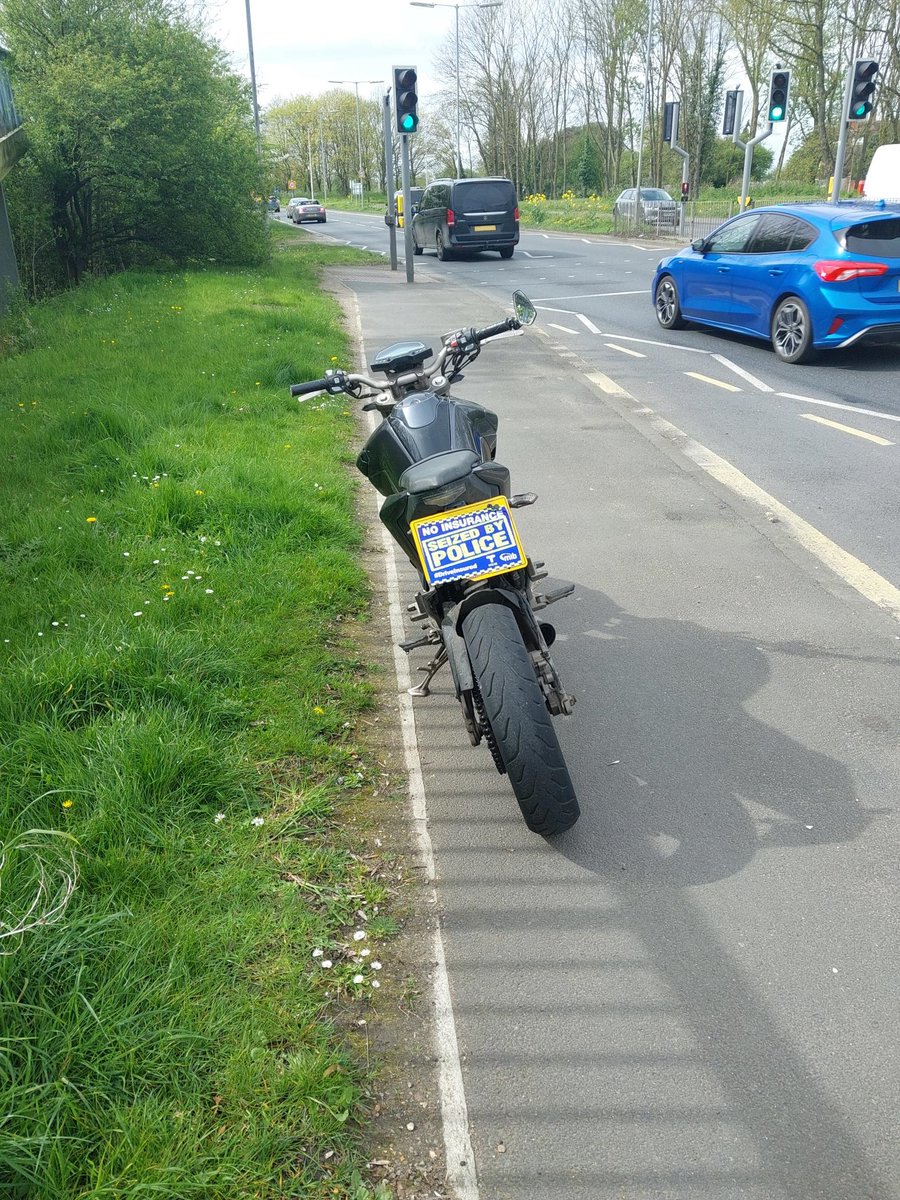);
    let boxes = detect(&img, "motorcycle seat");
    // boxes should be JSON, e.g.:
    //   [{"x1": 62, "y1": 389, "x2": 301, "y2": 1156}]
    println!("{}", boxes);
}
[{"x1": 399, "y1": 450, "x2": 479, "y2": 495}]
